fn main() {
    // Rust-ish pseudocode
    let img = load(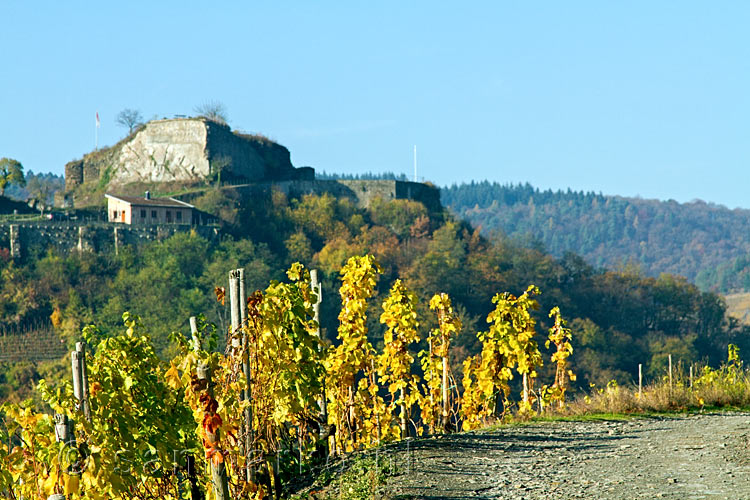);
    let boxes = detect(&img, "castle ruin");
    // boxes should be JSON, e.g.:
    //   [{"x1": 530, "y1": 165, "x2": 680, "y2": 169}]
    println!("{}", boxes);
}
[
  {"x1": 63, "y1": 117, "x2": 439, "y2": 212},
  {"x1": 65, "y1": 118, "x2": 313, "y2": 193}
]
